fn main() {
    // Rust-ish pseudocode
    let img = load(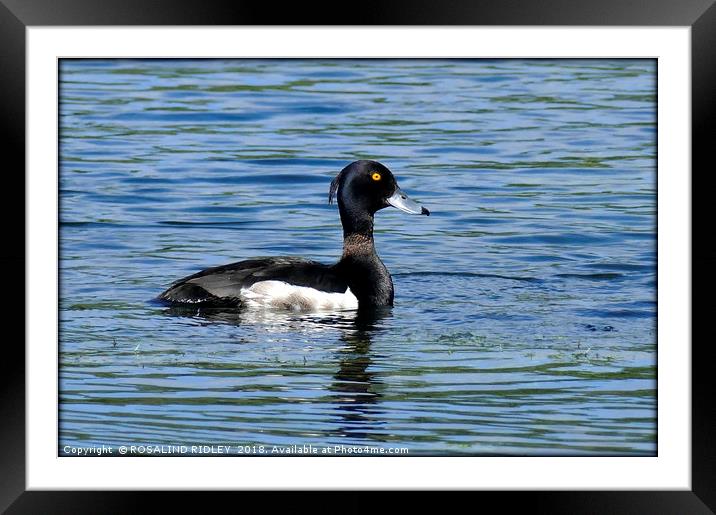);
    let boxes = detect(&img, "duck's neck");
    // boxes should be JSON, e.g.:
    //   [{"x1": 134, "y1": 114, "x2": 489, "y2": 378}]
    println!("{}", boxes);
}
[
  {"x1": 337, "y1": 211, "x2": 394, "y2": 307},
  {"x1": 339, "y1": 205, "x2": 374, "y2": 240}
]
